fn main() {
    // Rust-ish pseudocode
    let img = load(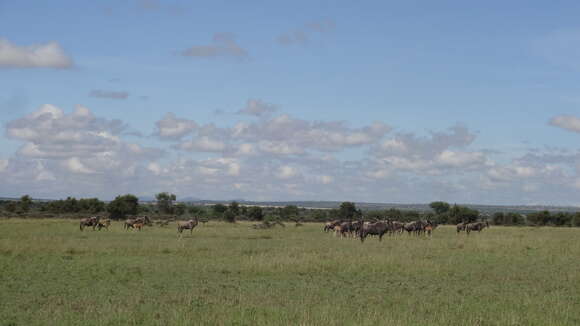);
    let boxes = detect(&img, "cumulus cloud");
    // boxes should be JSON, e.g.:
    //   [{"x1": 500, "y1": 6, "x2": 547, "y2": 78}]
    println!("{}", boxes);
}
[
  {"x1": 89, "y1": 90, "x2": 129, "y2": 100},
  {"x1": 277, "y1": 165, "x2": 299, "y2": 179},
  {"x1": 5, "y1": 102, "x2": 580, "y2": 205},
  {"x1": 237, "y1": 99, "x2": 276, "y2": 116},
  {"x1": 549, "y1": 115, "x2": 580, "y2": 133},
  {"x1": 155, "y1": 113, "x2": 197, "y2": 140},
  {"x1": 160, "y1": 108, "x2": 391, "y2": 156},
  {"x1": 181, "y1": 33, "x2": 247, "y2": 59},
  {"x1": 0, "y1": 38, "x2": 73, "y2": 69},
  {"x1": 371, "y1": 125, "x2": 486, "y2": 175}
]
